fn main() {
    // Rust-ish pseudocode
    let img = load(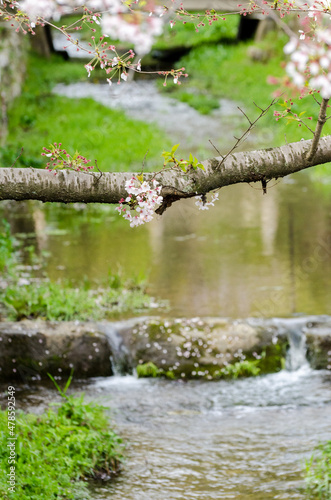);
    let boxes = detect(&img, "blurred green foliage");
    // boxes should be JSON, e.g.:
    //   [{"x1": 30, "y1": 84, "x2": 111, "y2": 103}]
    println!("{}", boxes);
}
[
  {"x1": 0, "y1": 220, "x2": 156, "y2": 321},
  {"x1": 2, "y1": 53, "x2": 169, "y2": 171}
]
